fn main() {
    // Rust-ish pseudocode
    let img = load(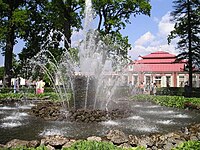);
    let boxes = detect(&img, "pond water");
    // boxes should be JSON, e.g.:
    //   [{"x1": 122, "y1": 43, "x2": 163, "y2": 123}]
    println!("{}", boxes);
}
[{"x1": 0, "y1": 100, "x2": 200, "y2": 144}]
